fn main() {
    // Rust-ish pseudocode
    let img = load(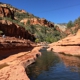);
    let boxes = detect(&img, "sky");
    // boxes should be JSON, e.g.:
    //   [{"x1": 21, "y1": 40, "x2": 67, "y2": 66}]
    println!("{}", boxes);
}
[{"x1": 0, "y1": 0, "x2": 80, "y2": 23}]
